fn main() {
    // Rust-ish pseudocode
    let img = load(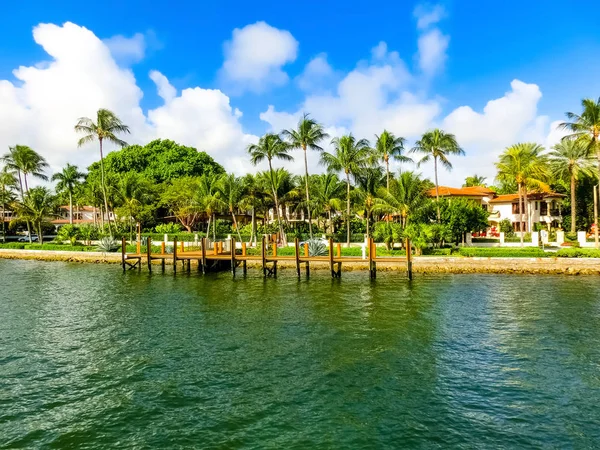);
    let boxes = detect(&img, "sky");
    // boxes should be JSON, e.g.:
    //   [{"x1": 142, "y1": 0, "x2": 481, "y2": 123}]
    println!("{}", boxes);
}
[{"x1": 2, "y1": 0, "x2": 600, "y2": 186}]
